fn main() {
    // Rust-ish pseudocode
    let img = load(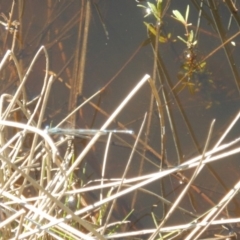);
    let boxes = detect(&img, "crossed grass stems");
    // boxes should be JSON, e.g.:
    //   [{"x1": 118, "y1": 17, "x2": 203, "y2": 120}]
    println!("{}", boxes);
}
[
  {"x1": 0, "y1": 47, "x2": 240, "y2": 239},
  {"x1": 0, "y1": 1, "x2": 240, "y2": 240}
]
